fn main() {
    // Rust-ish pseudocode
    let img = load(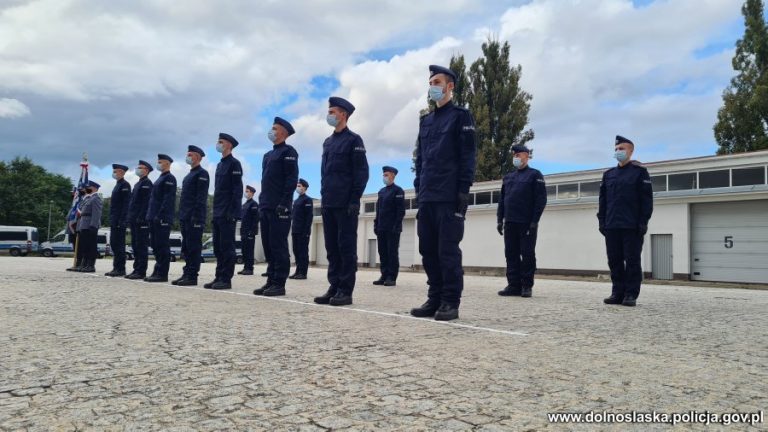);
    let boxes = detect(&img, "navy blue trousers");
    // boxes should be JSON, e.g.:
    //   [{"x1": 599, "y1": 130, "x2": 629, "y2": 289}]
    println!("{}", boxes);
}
[
  {"x1": 605, "y1": 229, "x2": 644, "y2": 299},
  {"x1": 417, "y1": 202, "x2": 465, "y2": 306}
]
